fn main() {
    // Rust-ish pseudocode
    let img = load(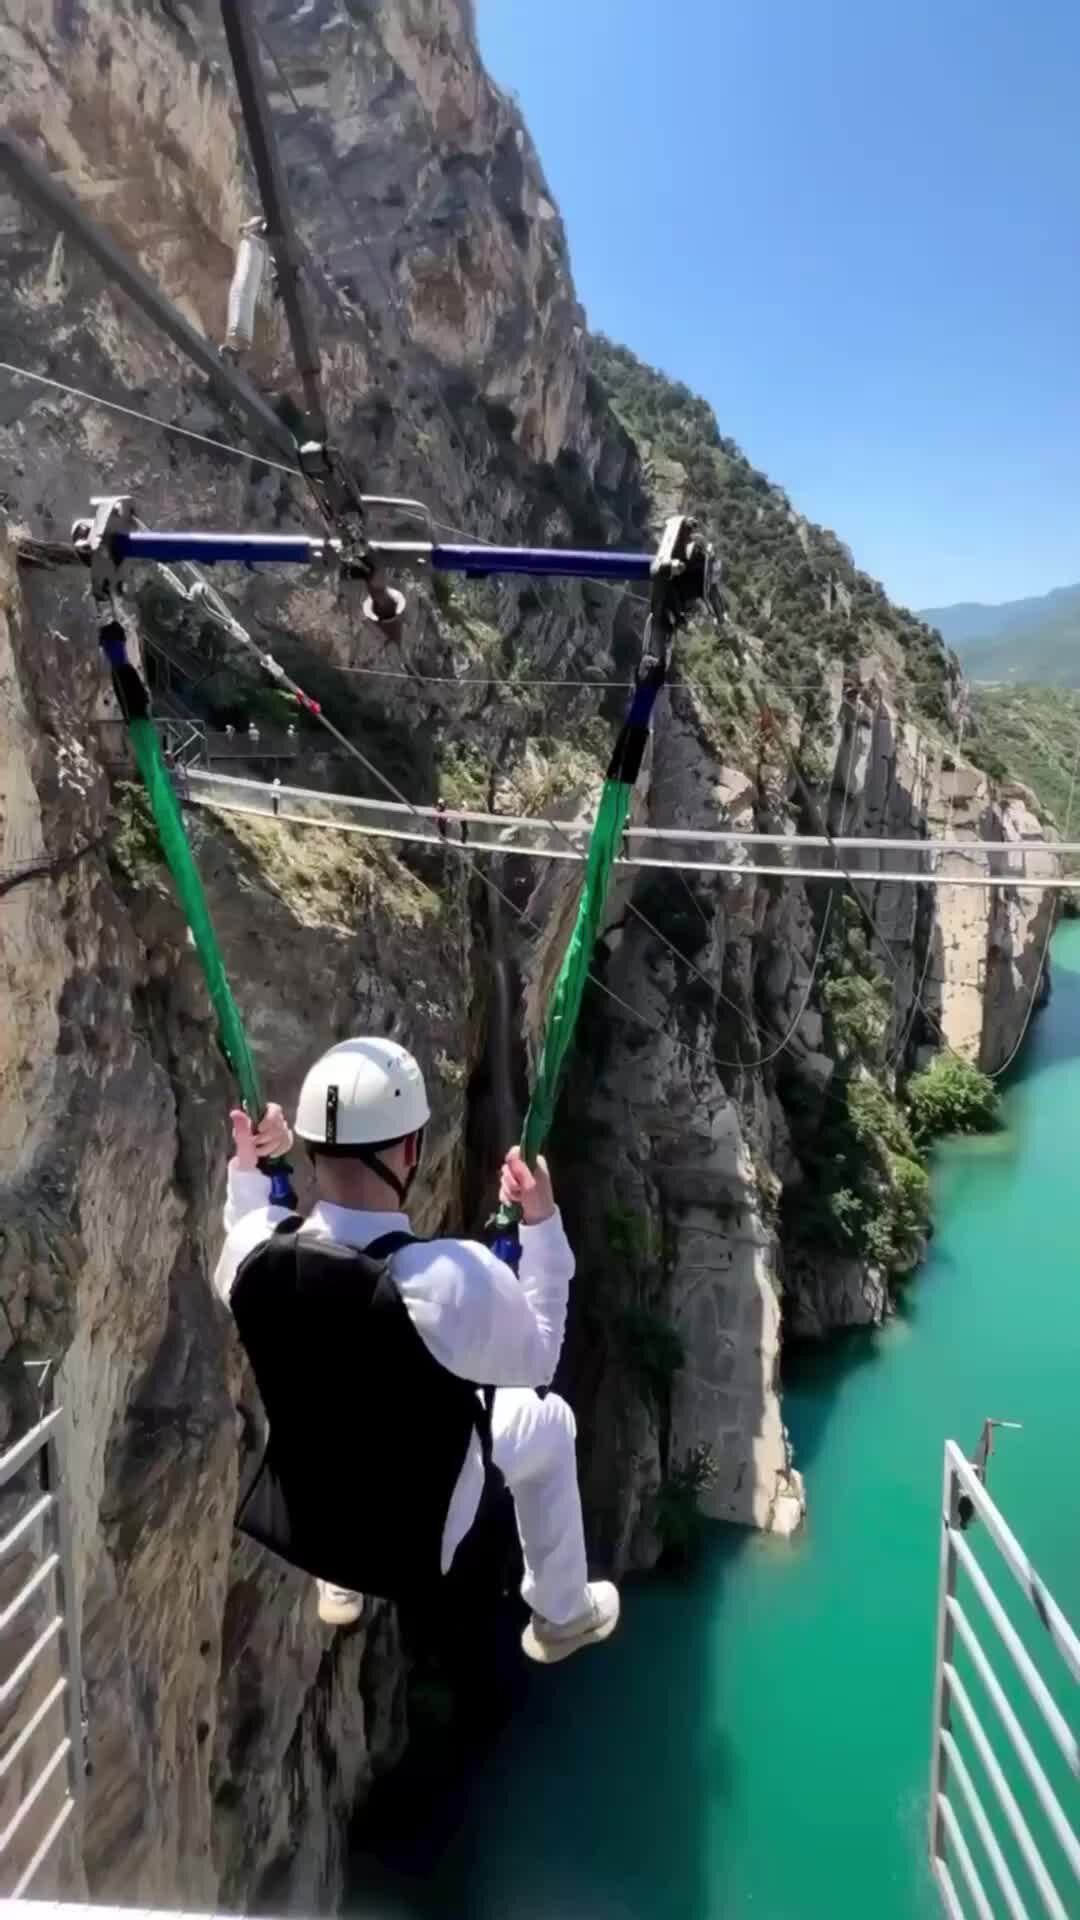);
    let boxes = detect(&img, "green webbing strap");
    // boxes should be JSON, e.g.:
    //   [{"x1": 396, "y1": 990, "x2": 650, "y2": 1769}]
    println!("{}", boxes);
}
[
  {"x1": 125, "y1": 712, "x2": 263, "y2": 1115},
  {"x1": 96, "y1": 604, "x2": 298, "y2": 1207},
  {"x1": 489, "y1": 665, "x2": 664, "y2": 1263},
  {"x1": 100, "y1": 621, "x2": 294, "y2": 1203},
  {"x1": 519, "y1": 777, "x2": 632, "y2": 1165}
]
